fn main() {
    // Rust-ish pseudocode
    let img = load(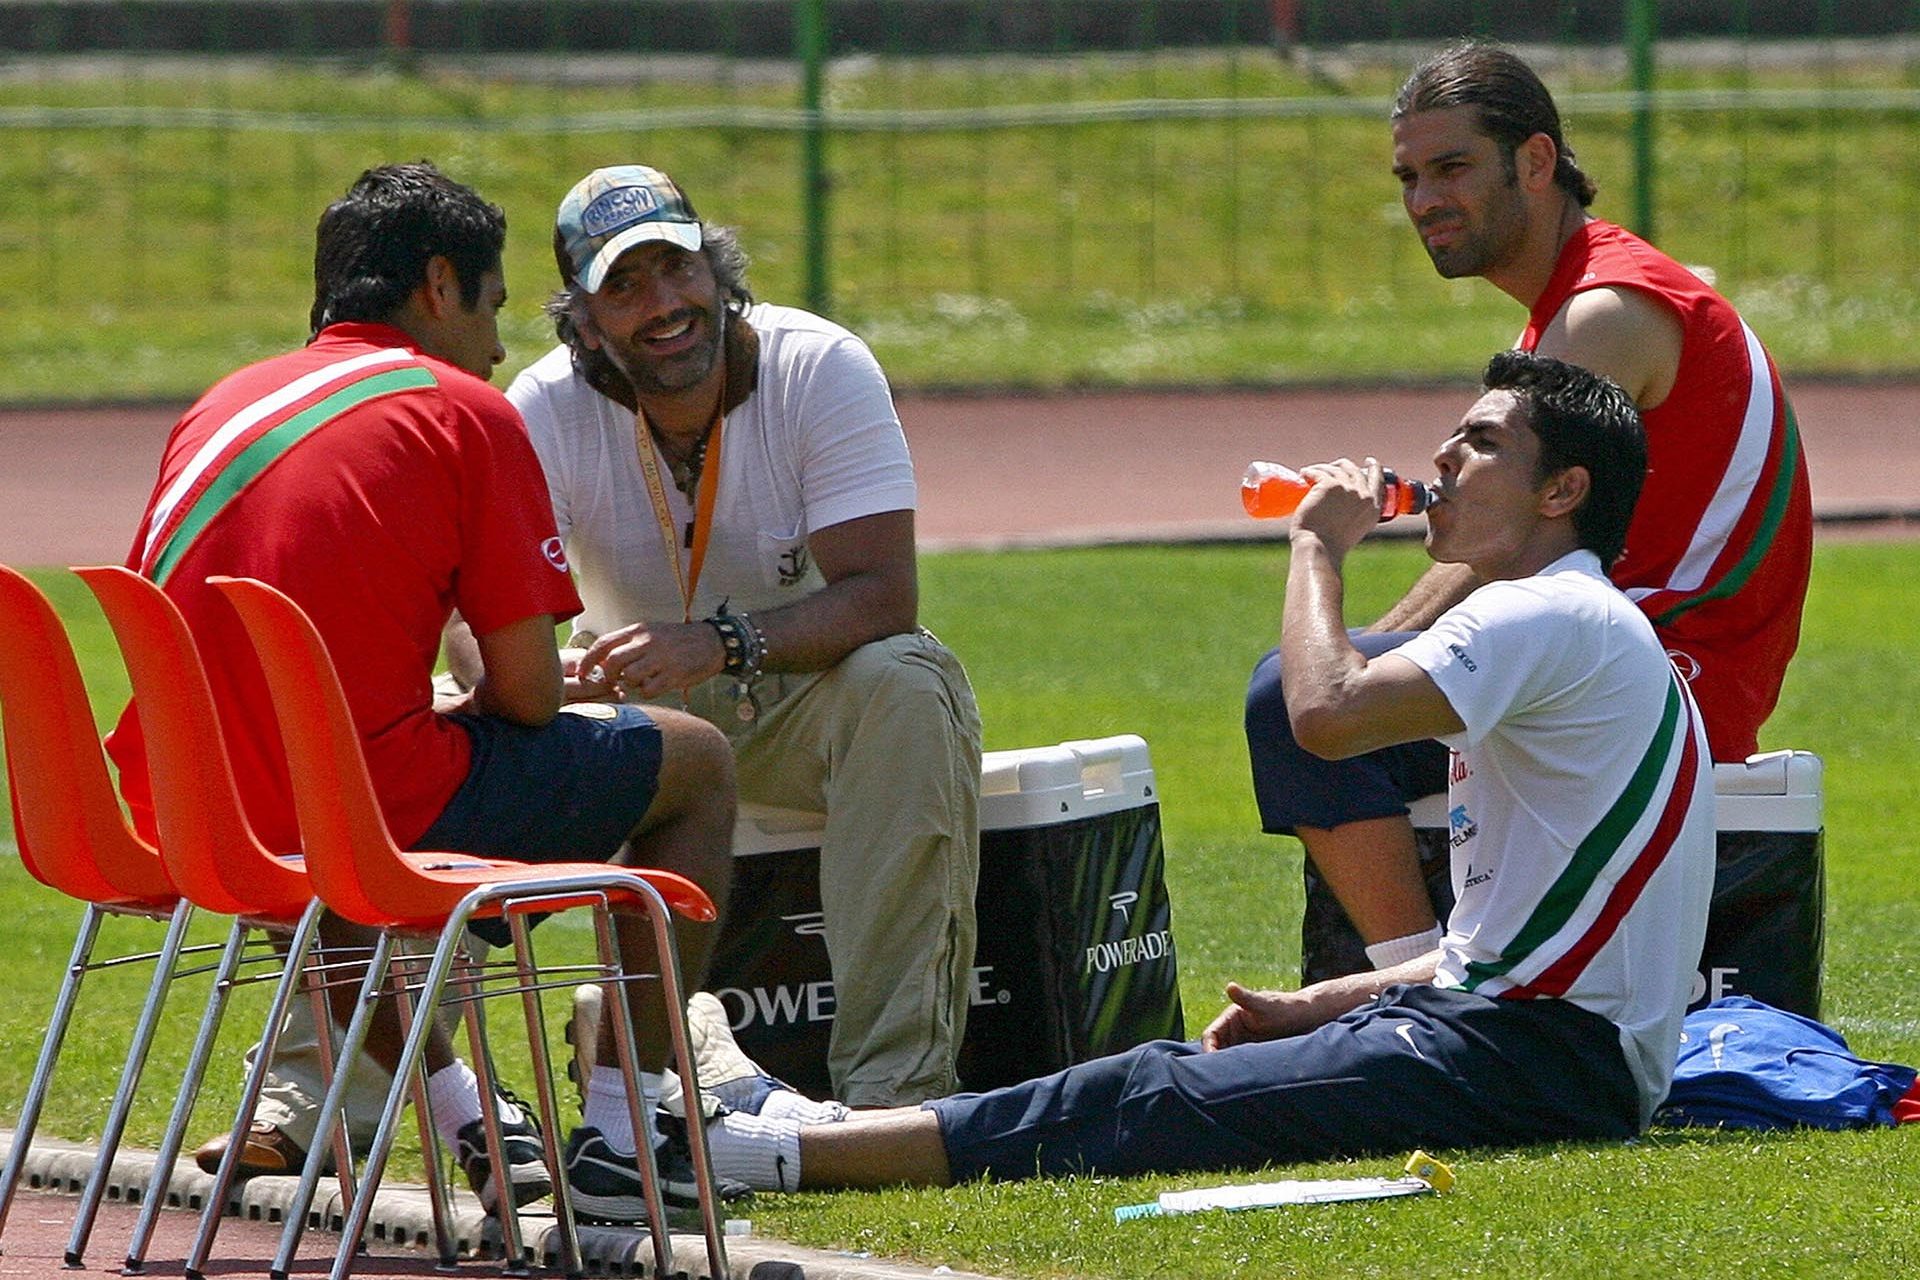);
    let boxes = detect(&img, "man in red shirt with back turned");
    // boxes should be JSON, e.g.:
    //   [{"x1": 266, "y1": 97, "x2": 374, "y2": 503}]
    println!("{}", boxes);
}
[
  {"x1": 1244, "y1": 42, "x2": 1812, "y2": 978},
  {"x1": 109, "y1": 162, "x2": 743, "y2": 1212}
]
